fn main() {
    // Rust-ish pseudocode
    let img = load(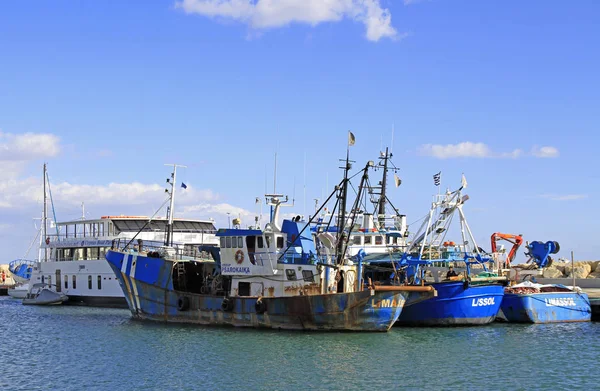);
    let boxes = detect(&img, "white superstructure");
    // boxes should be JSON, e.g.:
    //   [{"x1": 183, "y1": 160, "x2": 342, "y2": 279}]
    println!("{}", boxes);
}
[{"x1": 30, "y1": 216, "x2": 218, "y2": 307}]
